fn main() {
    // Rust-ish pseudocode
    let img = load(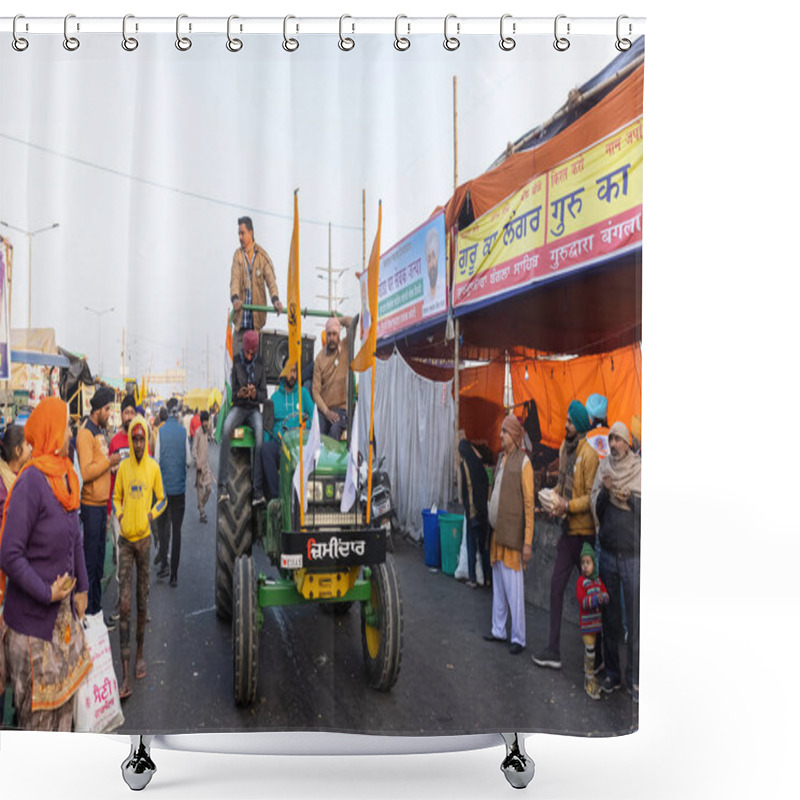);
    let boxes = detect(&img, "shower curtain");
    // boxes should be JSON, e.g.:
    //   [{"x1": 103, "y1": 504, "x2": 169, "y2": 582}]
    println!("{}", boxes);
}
[{"x1": 0, "y1": 18, "x2": 643, "y2": 739}]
